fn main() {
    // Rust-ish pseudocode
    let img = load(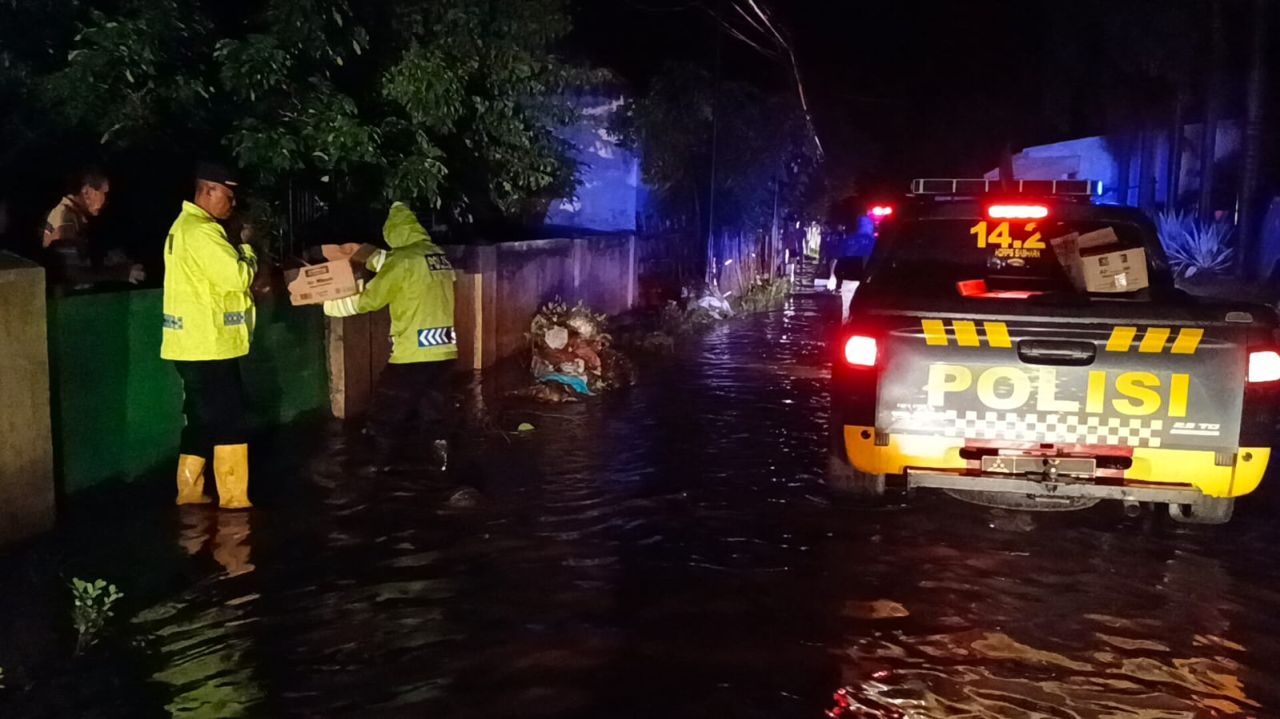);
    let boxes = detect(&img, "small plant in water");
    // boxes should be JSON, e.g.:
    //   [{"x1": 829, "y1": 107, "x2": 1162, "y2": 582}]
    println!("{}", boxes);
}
[{"x1": 70, "y1": 578, "x2": 123, "y2": 655}]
